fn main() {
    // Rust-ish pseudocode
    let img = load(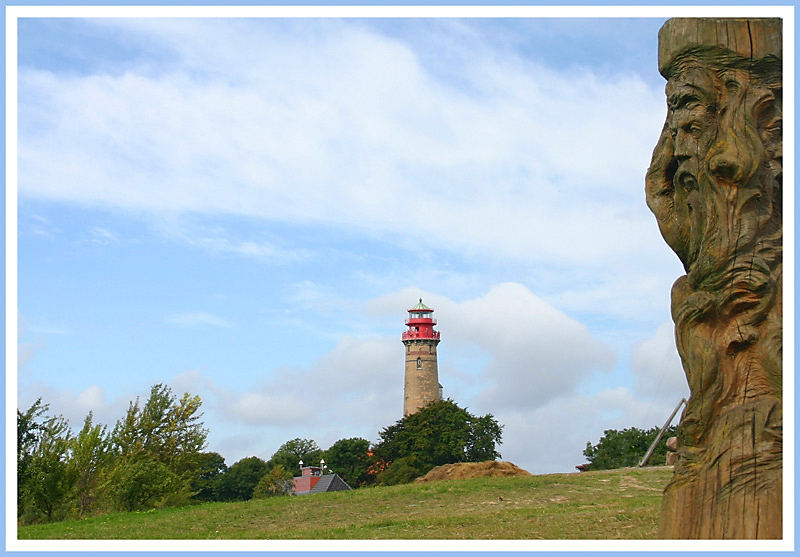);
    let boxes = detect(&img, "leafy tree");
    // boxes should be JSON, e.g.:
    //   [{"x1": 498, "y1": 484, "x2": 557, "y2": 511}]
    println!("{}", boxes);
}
[
  {"x1": 465, "y1": 414, "x2": 504, "y2": 462},
  {"x1": 373, "y1": 399, "x2": 503, "y2": 484},
  {"x1": 268, "y1": 438, "x2": 322, "y2": 474},
  {"x1": 323, "y1": 437, "x2": 371, "y2": 488},
  {"x1": 191, "y1": 452, "x2": 227, "y2": 502},
  {"x1": 18, "y1": 386, "x2": 209, "y2": 520},
  {"x1": 216, "y1": 456, "x2": 269, "y2": 501},
  {"x1": 252, "y1": 465, "x2": 293, "y2": 498},
  {"x1": 582, "y1": 425, "x2": 678, "y2": 471},
  {"x1": 17, "y1": 402, "x2": 74, "y2": 523},
  {"x1": 17, "y1": 399, "x2": 49, "y2": 517},
  {"x1": 66, "y1": 412, "x2": 111, "y2": 517},
  {"x1": 109, "y1": 384, "x2": 208, "y2": 510},
  {"x1": 111, "y1": 384, "x2": 207, "y2": 474}
]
